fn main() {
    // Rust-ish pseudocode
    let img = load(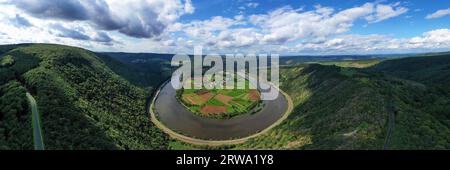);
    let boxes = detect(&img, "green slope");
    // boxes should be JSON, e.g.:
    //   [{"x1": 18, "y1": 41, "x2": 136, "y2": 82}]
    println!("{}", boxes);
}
[
  {"x1": 99, "y1": 52, "x2": 173, "y2": 89},
  {"x1": 0, "y1": 81, "x2": 33, "y2": 149},
  {"x1": 0, "y1": 44, "x2": 168, "y2": 149},
  {"x1": 369, "y1": 54, "x2": 450, "y2": 149},
  {"x1": 233, "y1": 55, "x2": 450, "y2": 149},
  {"x1": 234, "y1": 65, "x2": 389, "y2": 149},
  {"x1": 1, "y1": 43, "x2": 449, "y2": 150},
  {"x1": 370, "y1": 53, "x2": 450, "y2": 86}
]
